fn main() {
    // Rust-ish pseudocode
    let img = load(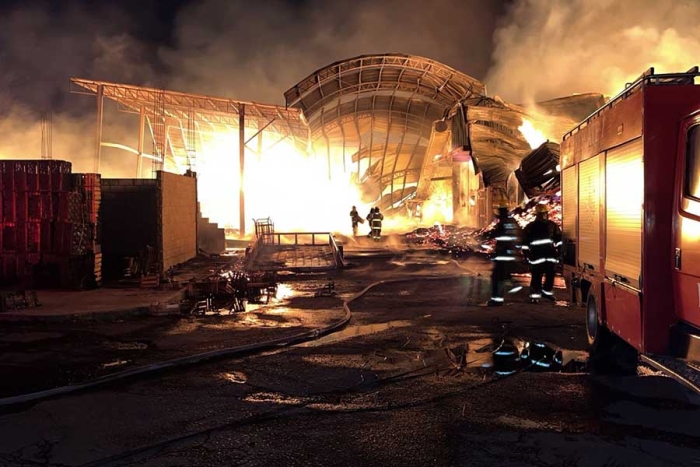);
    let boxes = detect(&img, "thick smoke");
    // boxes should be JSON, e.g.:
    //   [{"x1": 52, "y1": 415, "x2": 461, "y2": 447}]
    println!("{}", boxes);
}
[
  {"x1": 486, "y1": 0, "x2": 700, "y2": 103},
  {"x1": 162, "y1": 0, "x2": 504, "y2": 103},
  {"x1": 0, "y1": 1, "x2": 157, "y2": 175},
  {"x1": 0, "y1": 0, "x2": 505, "y2": 174}
]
